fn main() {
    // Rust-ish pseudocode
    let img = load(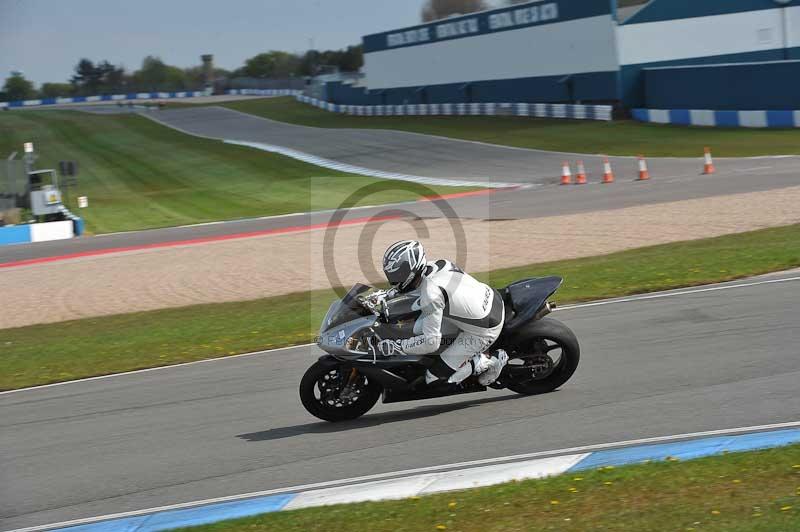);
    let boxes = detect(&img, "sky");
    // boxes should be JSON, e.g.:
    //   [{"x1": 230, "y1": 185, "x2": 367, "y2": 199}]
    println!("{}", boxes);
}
[{"x1": 0, "y1": 0, "x2": 507, "y2": 85}]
